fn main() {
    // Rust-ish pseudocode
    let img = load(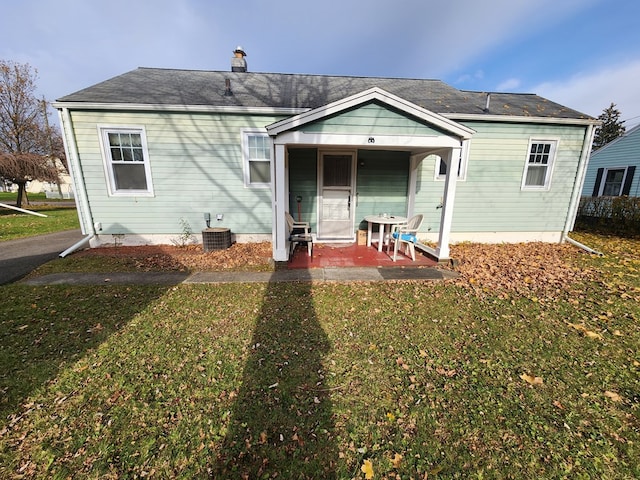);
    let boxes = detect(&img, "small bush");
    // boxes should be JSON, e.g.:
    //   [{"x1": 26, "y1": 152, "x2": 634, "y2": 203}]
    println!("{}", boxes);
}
[{"x1": 576, "y1": 196, "x2": 640, "y2": 235}]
